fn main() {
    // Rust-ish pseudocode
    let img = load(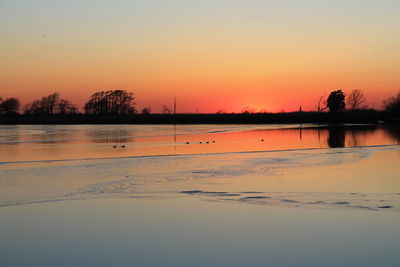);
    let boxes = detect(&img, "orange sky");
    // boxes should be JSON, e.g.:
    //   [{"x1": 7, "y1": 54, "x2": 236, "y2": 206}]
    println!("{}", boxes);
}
[{"x1": 1, "y1": 0, "x2": 399, "y2": 113}]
